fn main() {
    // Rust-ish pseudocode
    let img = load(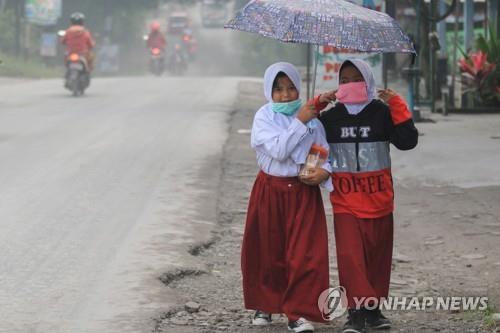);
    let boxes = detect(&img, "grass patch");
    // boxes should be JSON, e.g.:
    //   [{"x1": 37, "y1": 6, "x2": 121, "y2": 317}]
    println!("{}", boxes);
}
[
  {"x1": 460, "y1": 304, "x2": 498, "y2": 331},
  {"x1": 483, "y1": 305, "x2": 499, "y2": 330},
  {"x1": 0, "y1": 53, "x2": 61, "y2": 78}
]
